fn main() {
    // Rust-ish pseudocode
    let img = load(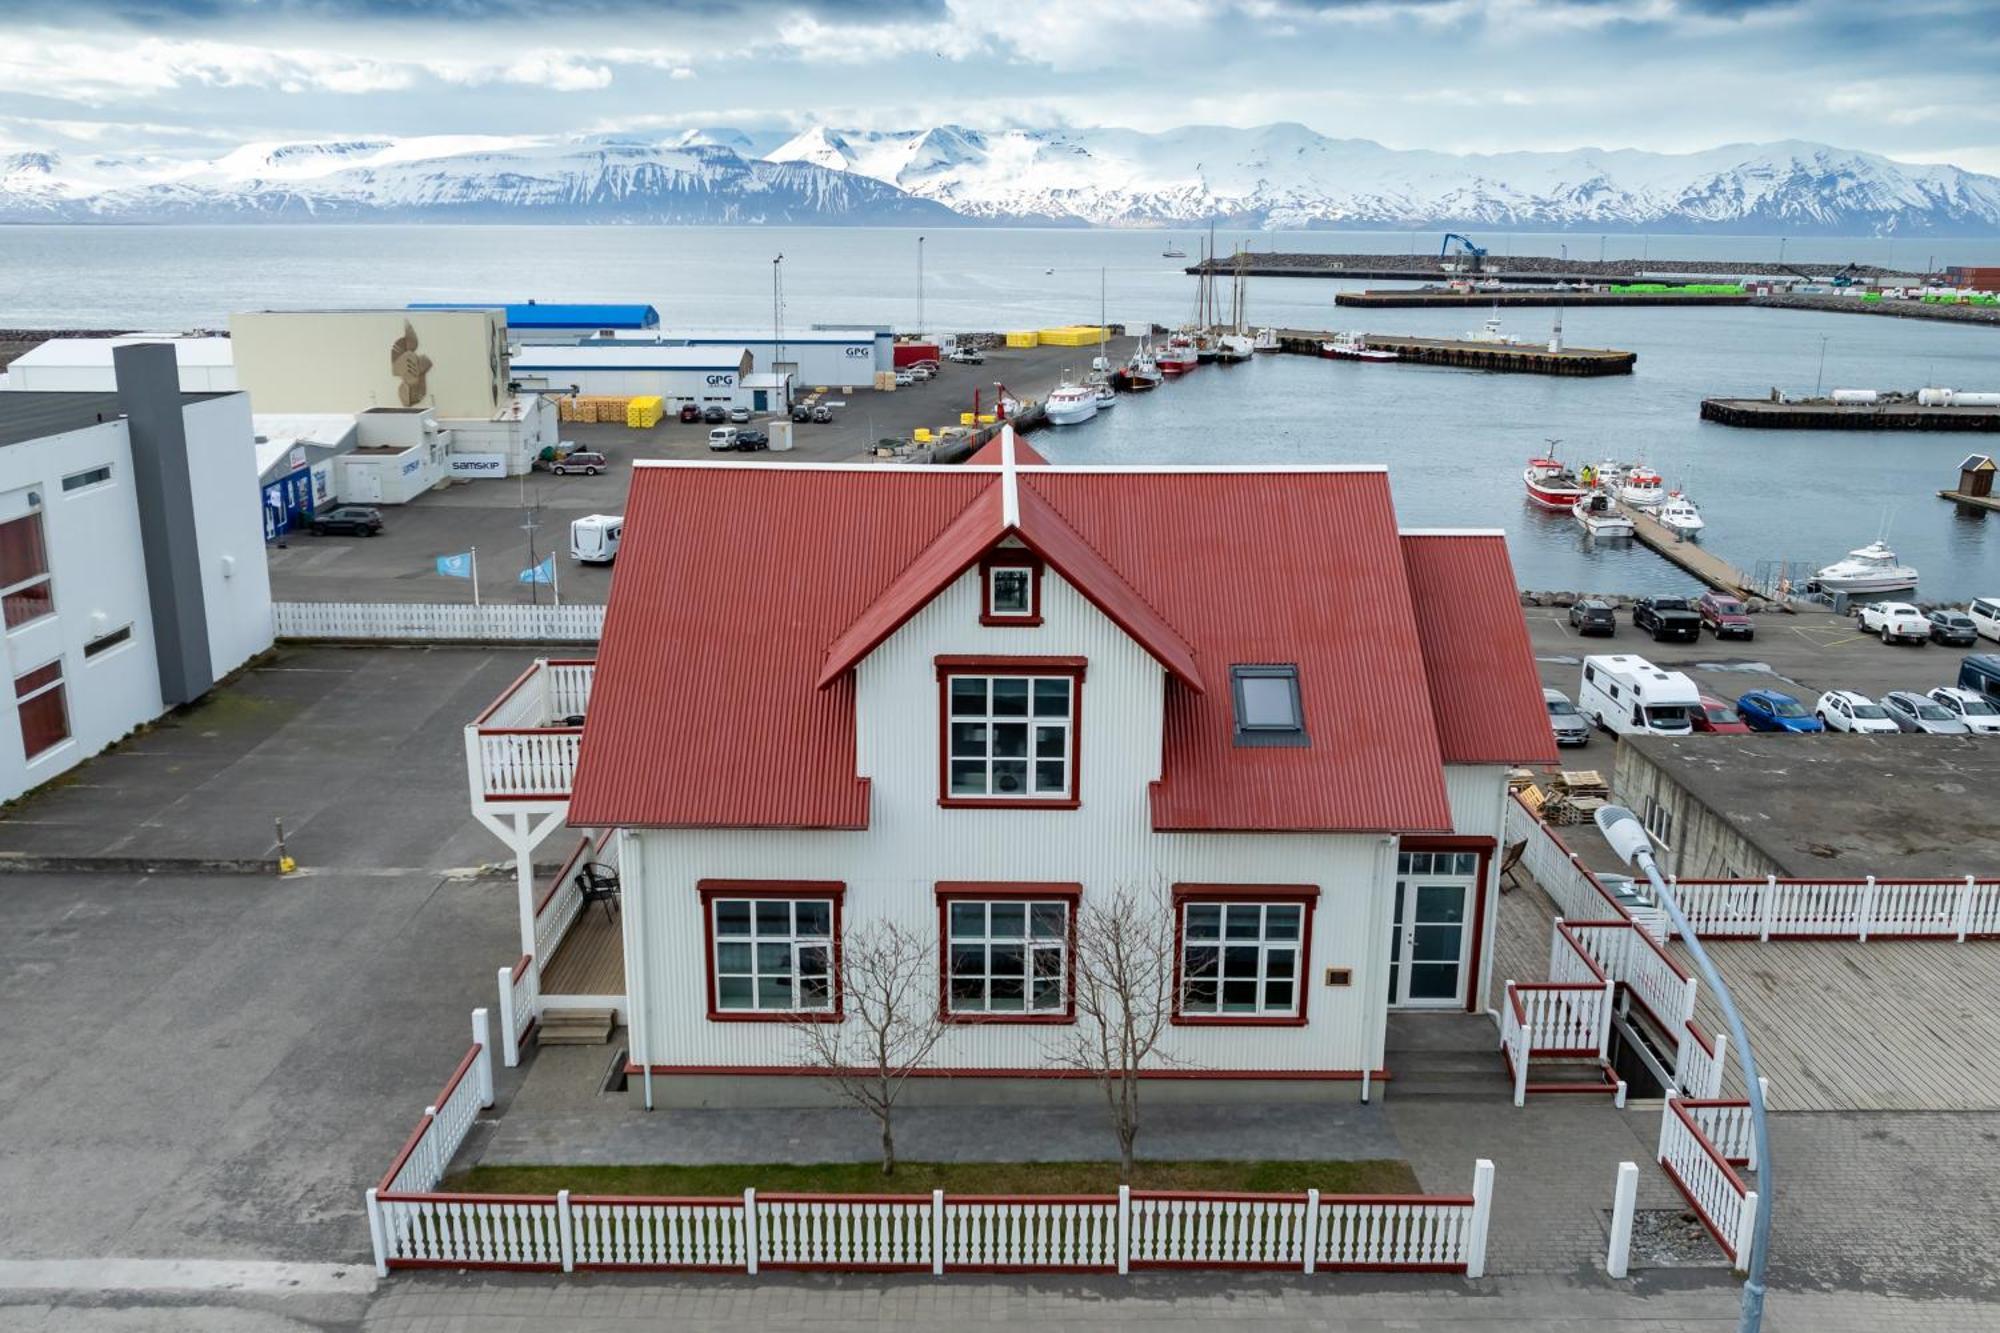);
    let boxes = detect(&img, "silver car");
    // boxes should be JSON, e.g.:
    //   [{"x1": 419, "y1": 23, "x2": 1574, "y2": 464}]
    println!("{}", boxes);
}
[
  {"x1": 1544, "y1": 687, "x2": 1591, "y2": 746},
  {"x1": 1882, "y1": 690, "x2": 1972, "y2": 735}
]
